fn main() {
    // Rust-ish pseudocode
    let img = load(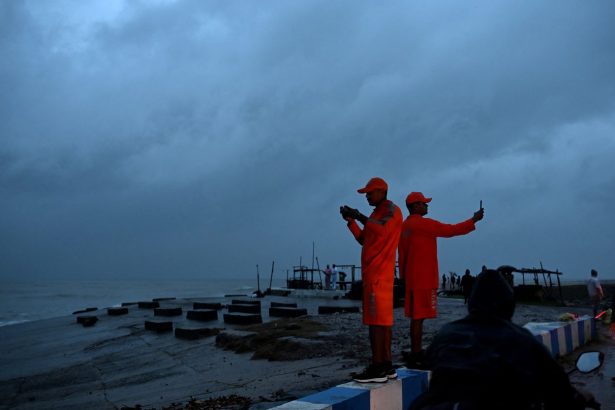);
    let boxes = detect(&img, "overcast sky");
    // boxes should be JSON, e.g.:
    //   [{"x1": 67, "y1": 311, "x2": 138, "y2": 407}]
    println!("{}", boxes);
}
[{"x1": 1, "y1": 1, "x2": 614, "y2": 282}]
